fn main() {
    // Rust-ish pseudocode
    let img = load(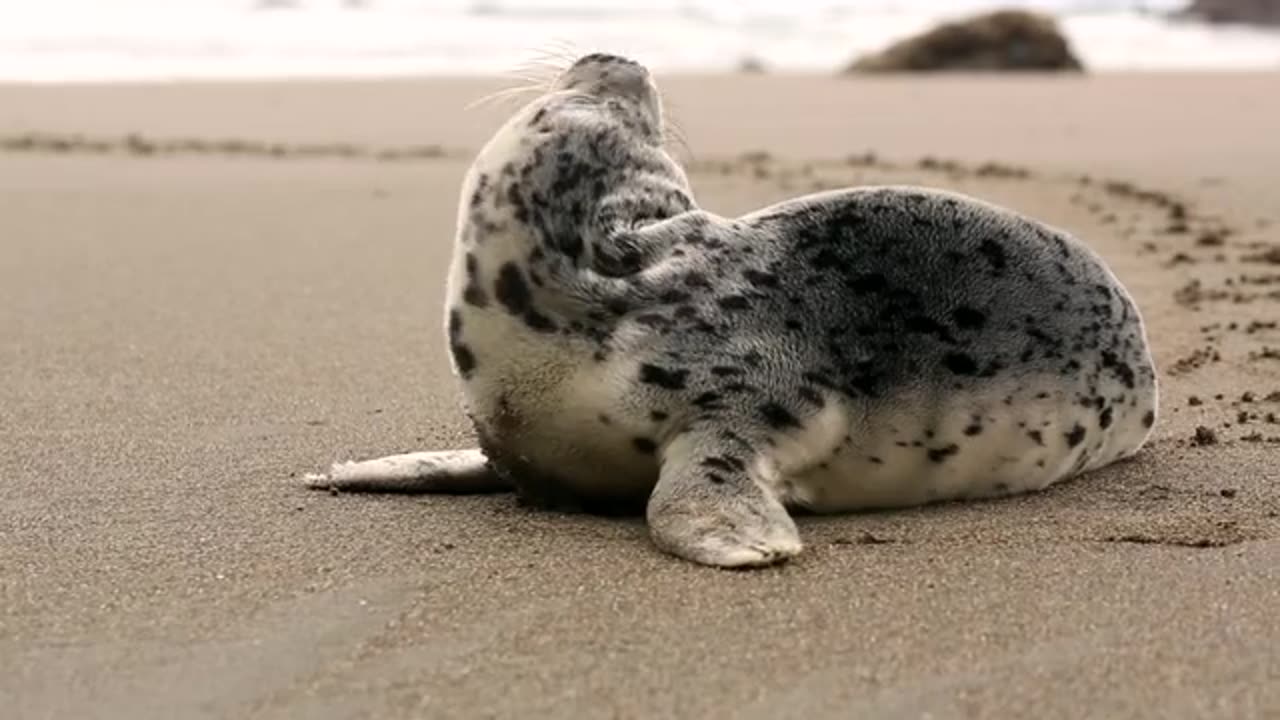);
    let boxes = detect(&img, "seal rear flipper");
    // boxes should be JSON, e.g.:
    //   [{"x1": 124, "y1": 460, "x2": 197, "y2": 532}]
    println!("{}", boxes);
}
[
  {"x1": 302, "y1": 449, "x2": 510, "y2": 495},
  {"x1": 645, "y1": 430, "x2": 801, "y2": 568}
]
